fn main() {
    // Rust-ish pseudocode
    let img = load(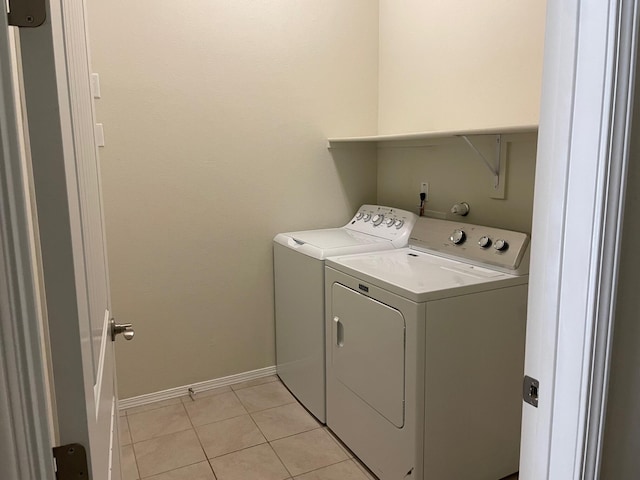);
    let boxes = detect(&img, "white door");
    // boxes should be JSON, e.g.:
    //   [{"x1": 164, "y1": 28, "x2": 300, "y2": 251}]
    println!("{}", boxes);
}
[
  {"x1": 520, "y1": 0, "x2": 638, "y2": 478},
  {"x1": 8, "y1": 1, "x2": 129, "y2": 479}
]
